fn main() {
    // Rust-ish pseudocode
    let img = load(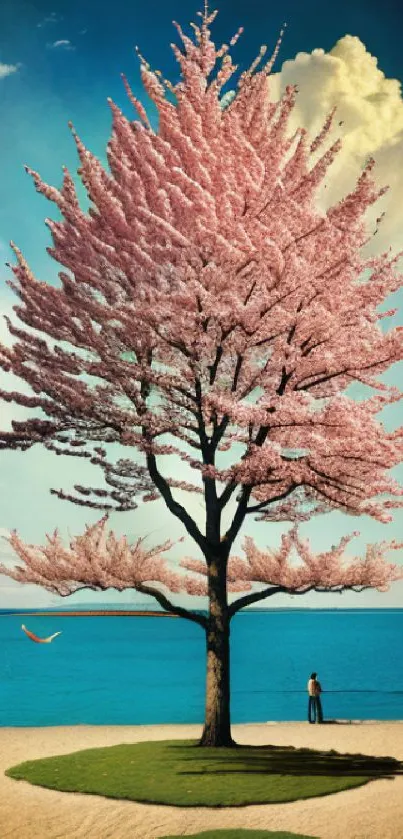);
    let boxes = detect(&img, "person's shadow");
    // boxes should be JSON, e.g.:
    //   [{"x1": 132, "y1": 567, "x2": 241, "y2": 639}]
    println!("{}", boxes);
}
[{"x1": 320, "y1": 720, "x2": 365, "y2": 725}]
